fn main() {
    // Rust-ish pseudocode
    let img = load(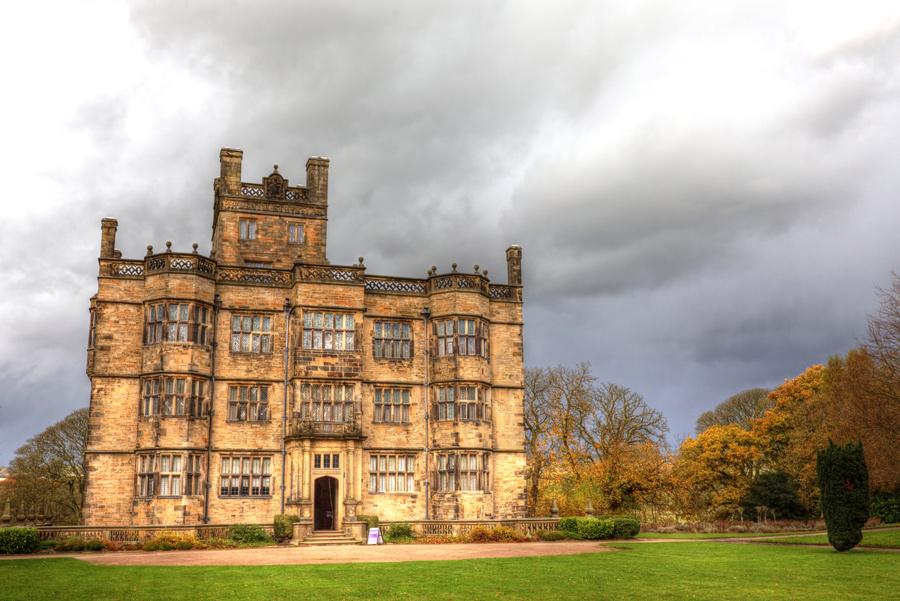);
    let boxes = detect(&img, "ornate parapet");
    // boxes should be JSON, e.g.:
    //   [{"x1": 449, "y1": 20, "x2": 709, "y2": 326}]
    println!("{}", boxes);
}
[
  {"x1": 297, "y1": 264, "x2": 366, "y2": 285},
  {"x1": 286, "y1": 414, "x2": 363, "y2": 440},
  {"x1": 217, "y1": 266, "x2": 293, "y2": 287},
  {"x1": 488, "y1": 284, "x2": 523, "y2": 302},
  {"x1": 145, "y1": 252, "x2": 216, "y2": 278},
  {"x1": 365, "y1": 275, "x2": 428, "y2": 296},
  {"x1": 100, "y1": 259, "x2": 145, "y2": 279}
]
